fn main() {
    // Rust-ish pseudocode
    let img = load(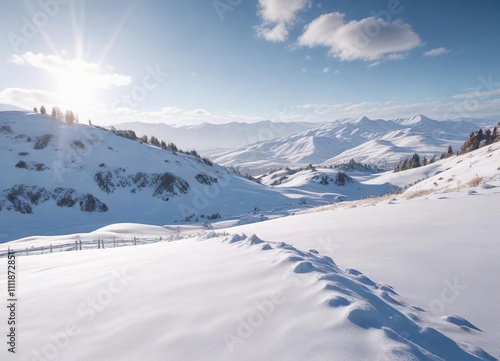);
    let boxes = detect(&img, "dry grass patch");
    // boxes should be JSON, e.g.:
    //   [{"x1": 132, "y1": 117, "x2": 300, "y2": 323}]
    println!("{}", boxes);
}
[
  {"x1": 404, "y1": 188, "x2": 435, "y2": 200},
  {"x1": 467, "y1": 176, "x2": 483, "y2": 187}
]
